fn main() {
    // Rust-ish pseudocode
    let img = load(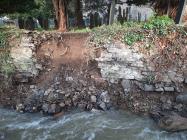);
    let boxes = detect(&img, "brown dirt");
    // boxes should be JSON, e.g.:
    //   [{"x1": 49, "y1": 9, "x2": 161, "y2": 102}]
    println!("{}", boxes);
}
[{"x1": 36, "y1": 33, "x2": 92, "y2": 88}]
